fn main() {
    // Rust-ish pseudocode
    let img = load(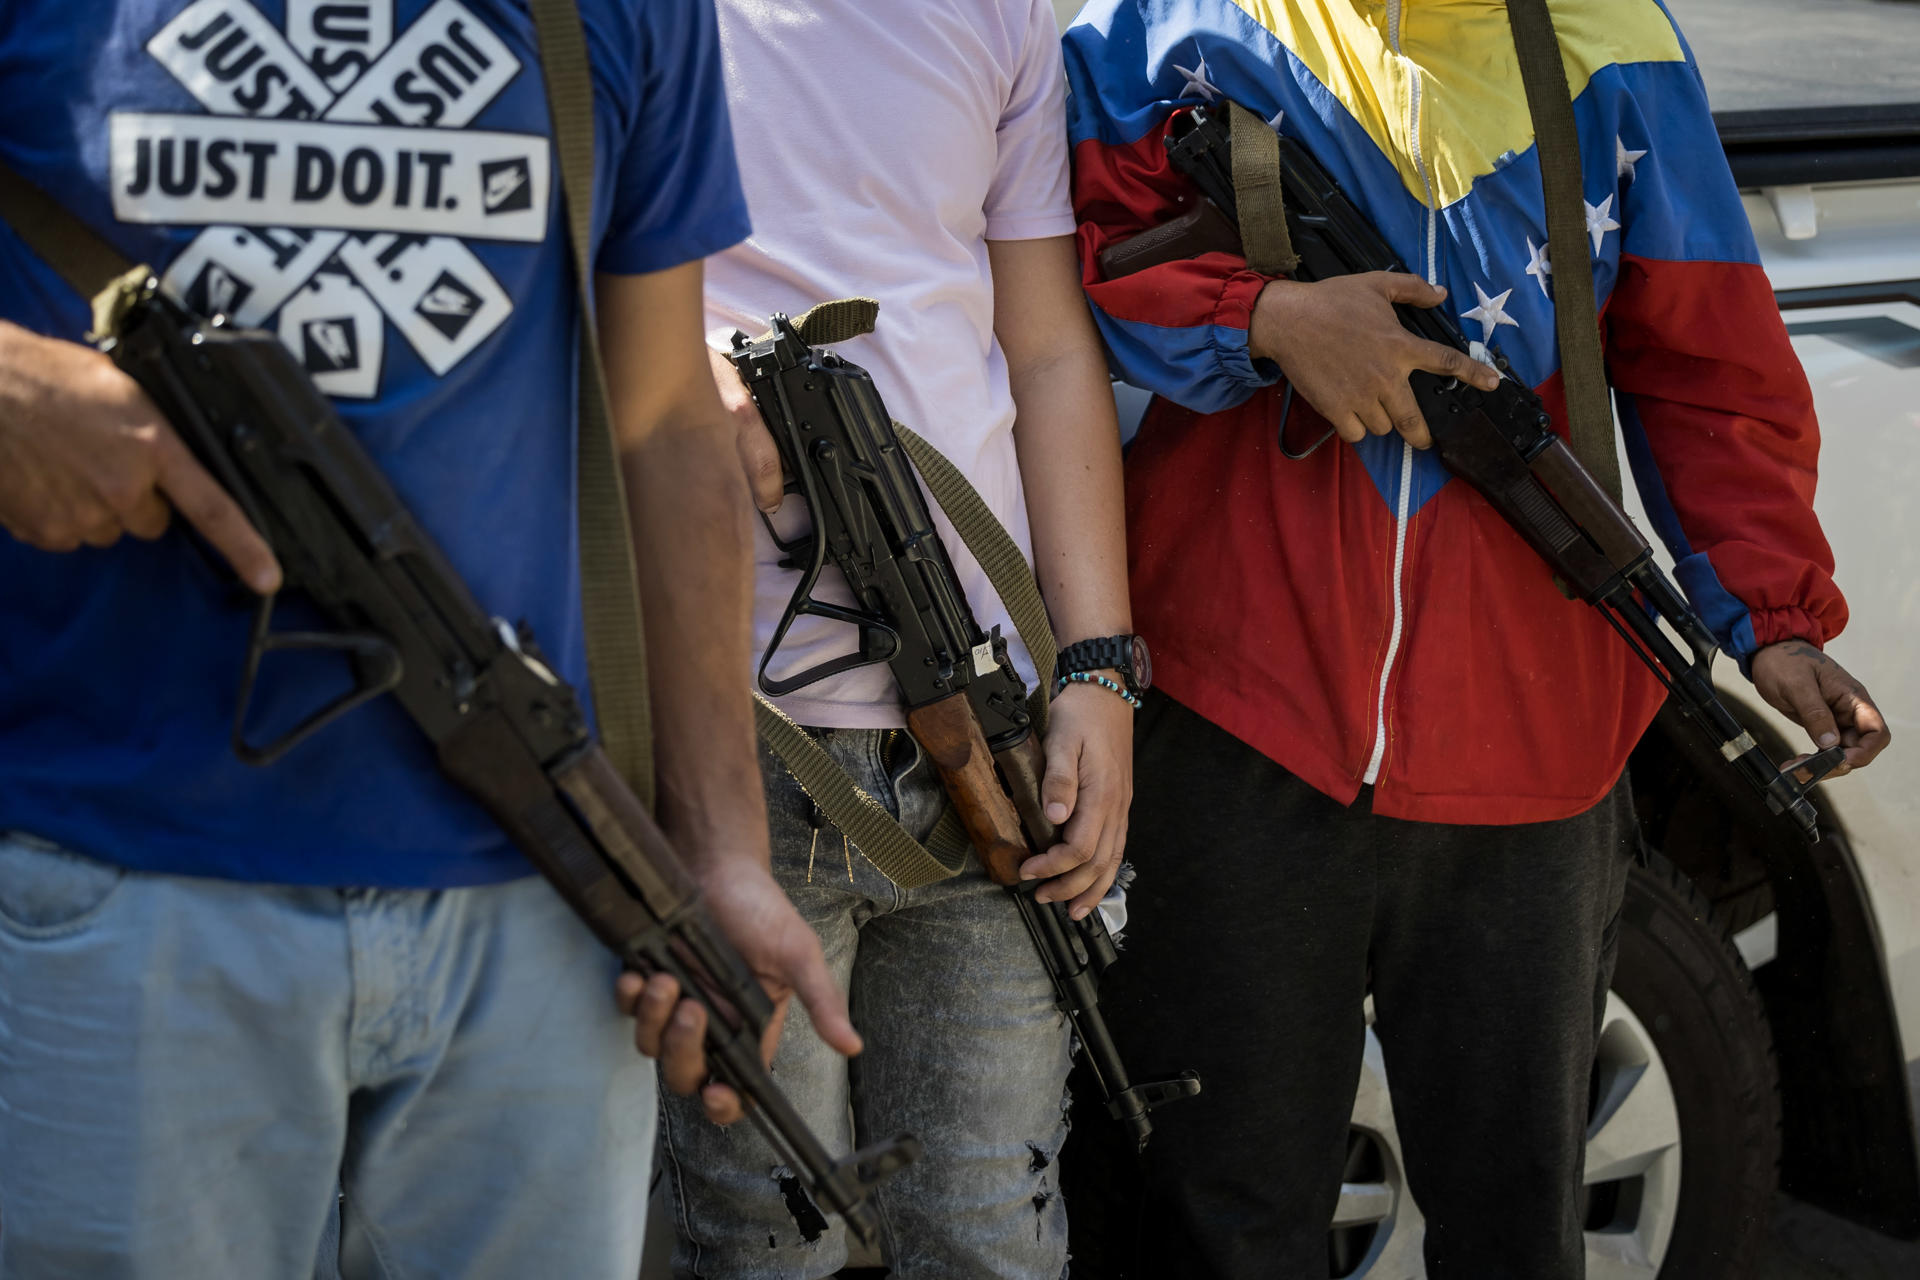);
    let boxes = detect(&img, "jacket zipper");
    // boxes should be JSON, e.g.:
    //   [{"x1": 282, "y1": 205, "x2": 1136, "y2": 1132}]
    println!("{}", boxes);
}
[{"x1": 1363, "y1": 0, "x2": 1438, "y2": 786}]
